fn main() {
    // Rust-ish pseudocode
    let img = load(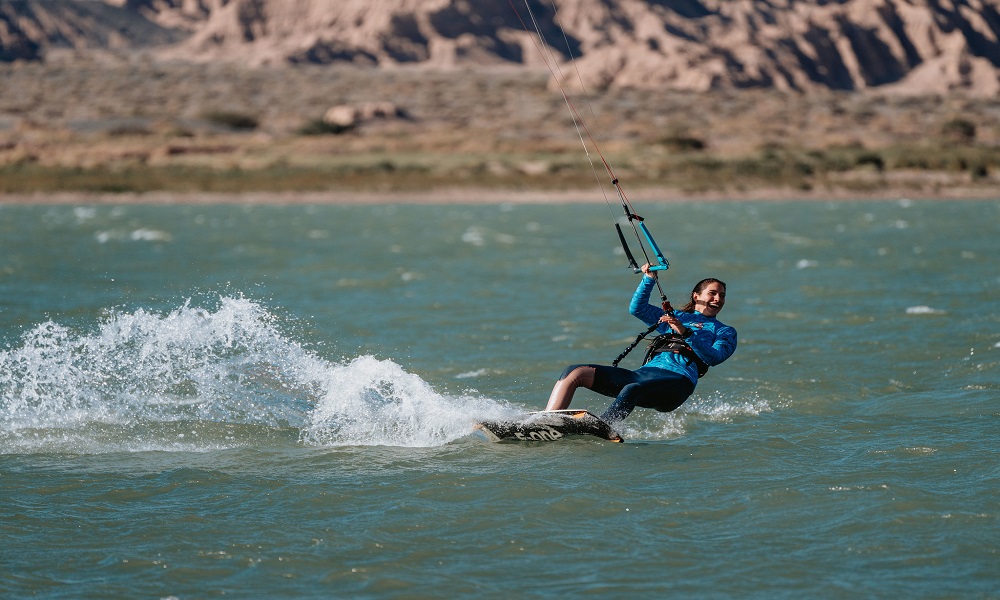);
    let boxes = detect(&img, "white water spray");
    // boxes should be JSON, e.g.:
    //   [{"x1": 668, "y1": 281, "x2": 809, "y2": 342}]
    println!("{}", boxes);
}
[{"x1": 0, "y1": 297, "x2": 514, "y2": 453}]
